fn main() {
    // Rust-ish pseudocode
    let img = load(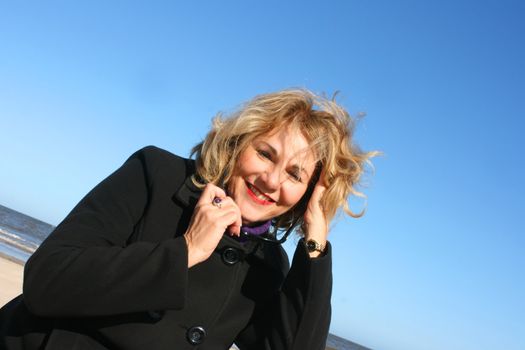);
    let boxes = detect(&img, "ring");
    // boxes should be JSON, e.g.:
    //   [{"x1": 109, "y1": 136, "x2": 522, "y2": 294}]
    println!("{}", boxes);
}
[{"x1": 212, "y1": 197, "x2": 222, "y2": 209}]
